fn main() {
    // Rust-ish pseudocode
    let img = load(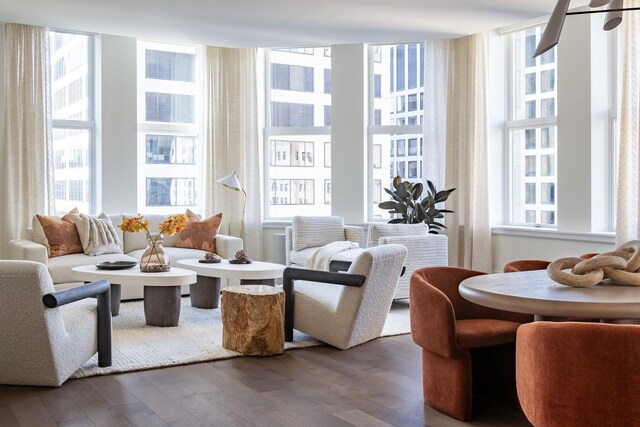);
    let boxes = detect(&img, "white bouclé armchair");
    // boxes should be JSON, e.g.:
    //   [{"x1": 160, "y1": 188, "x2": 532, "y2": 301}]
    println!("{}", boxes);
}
[
  {"x1": 0, "y1": 260, "x2": 111, "y2": 386},
  {"x1": 283, "y1": 244, "x2": 407, "y2": 350}
]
